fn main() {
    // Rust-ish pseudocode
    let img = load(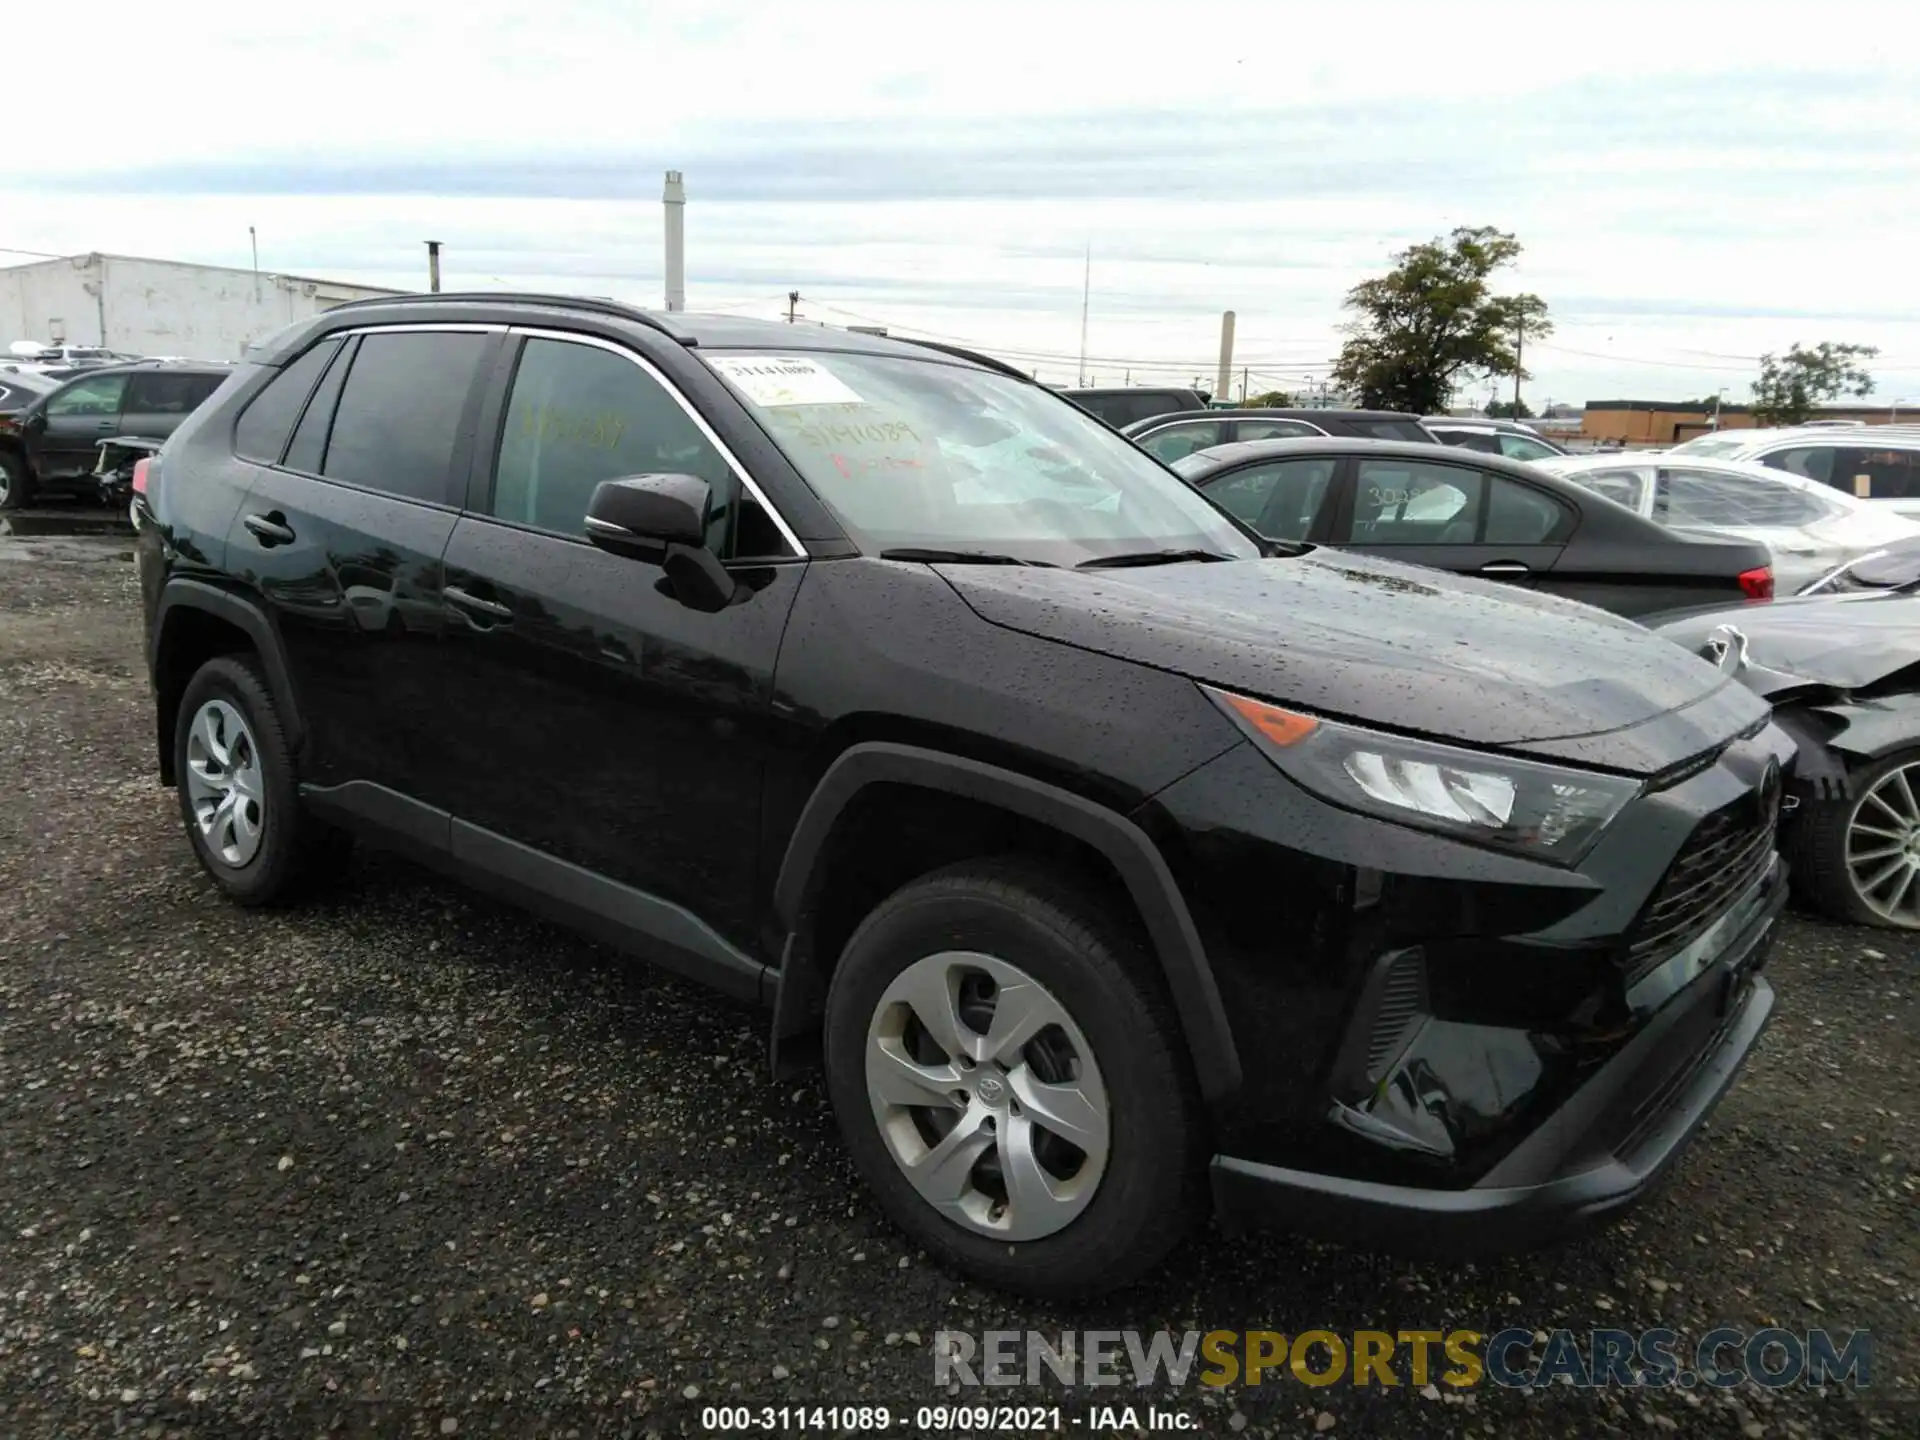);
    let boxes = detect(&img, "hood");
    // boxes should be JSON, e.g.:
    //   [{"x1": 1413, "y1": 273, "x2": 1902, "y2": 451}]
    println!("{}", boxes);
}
[
  {"x1": 1655, "y1": 592, "x2": 1920, "y2": 695},
  {"x1": 938, "y1": 549, "x2": 1744, "y2": 750}
]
